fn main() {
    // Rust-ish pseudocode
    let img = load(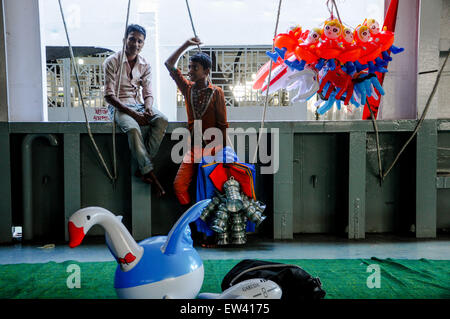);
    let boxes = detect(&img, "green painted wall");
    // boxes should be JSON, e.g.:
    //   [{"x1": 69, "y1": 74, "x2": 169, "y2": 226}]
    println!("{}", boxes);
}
[
  {"x1": 437, "y1": 131, "x2": 450, "y2": 230},
  {"x1": 0, "y1": 120, "x2": 449, "y2": 243},
  {"x1": 293, "y1": 133, "x2": 348, "y2": 234}
]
